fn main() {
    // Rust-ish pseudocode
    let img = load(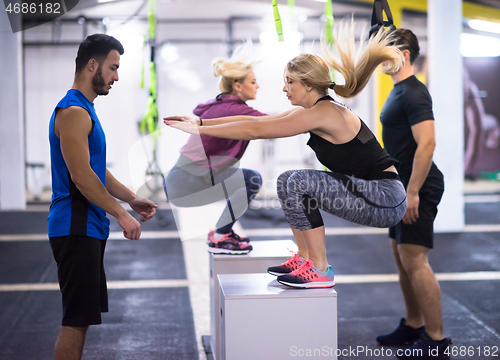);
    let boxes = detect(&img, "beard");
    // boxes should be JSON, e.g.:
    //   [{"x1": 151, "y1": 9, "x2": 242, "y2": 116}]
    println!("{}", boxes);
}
[{"x1": 92, "y1": 66, "x2": 110, "y2": 96}]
